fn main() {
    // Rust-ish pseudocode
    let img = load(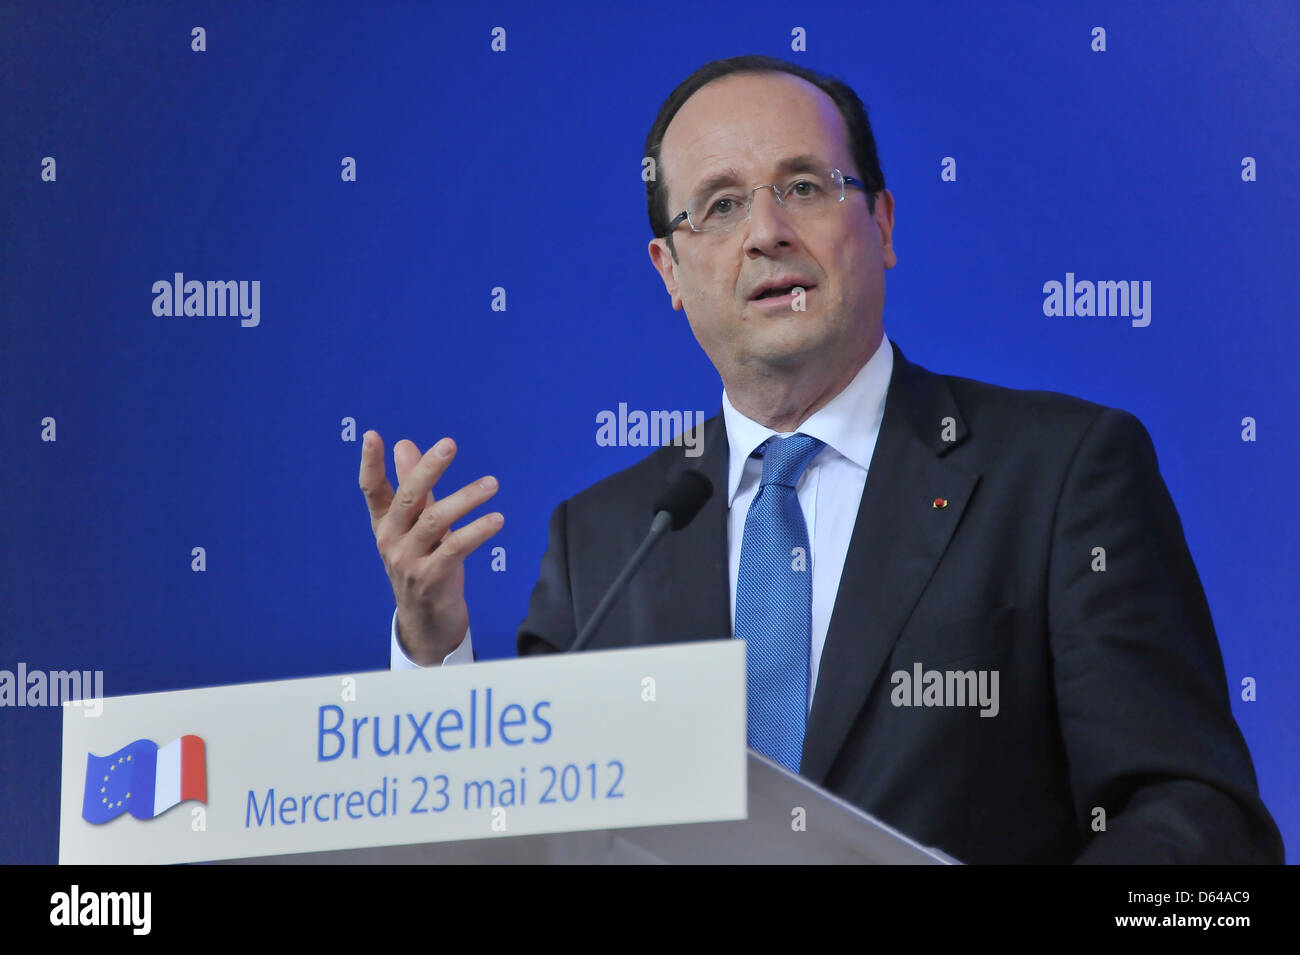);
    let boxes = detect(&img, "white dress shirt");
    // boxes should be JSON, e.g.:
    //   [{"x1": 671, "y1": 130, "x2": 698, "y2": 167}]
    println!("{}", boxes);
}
[{"x1": 392, "y1": 332, "x2": 895, "y2": 697}]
